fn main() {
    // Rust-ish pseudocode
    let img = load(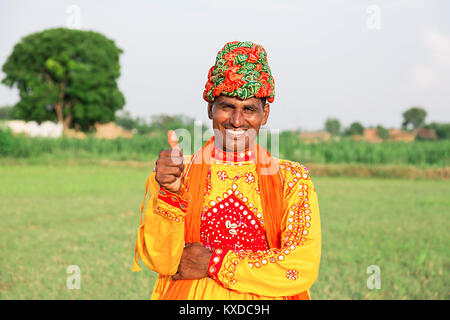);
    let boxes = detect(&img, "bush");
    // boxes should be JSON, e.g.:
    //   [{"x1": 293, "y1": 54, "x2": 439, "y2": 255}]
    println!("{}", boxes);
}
[
  {"x1": 424, "y1": 123, "x2": 450, "y2": 140},
  {"x1": 344, "y1": 122, "x2": 364, "y2": 136},
  {"x1": 0, "y1": 128, "x2": 15, "y2": 155},
  {"x1": 0, "y1": 106, "x2": 13, "y2": 120},
  {"x1": 376, "y1": 125, "x2": 390, "y2": 140}
]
